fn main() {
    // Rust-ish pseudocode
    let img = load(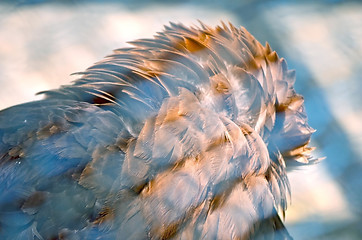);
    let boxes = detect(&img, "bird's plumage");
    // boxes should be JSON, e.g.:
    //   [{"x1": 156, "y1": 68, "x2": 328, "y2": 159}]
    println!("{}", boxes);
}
[{"x1": 0, "y1": 22, "x2": 314, "y2": 239}]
